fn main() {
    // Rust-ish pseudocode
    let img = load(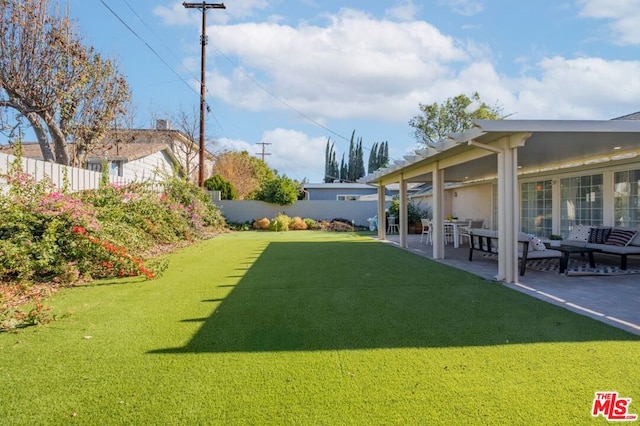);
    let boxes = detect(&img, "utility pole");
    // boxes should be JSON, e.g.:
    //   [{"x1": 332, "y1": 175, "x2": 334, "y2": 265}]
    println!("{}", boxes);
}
[
  {"x1": 255, "y1": 141, "x2": 272, "y2": 162},
  {"x1": 183, "y1": 2, "x2": 226, "y2": 187}
]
